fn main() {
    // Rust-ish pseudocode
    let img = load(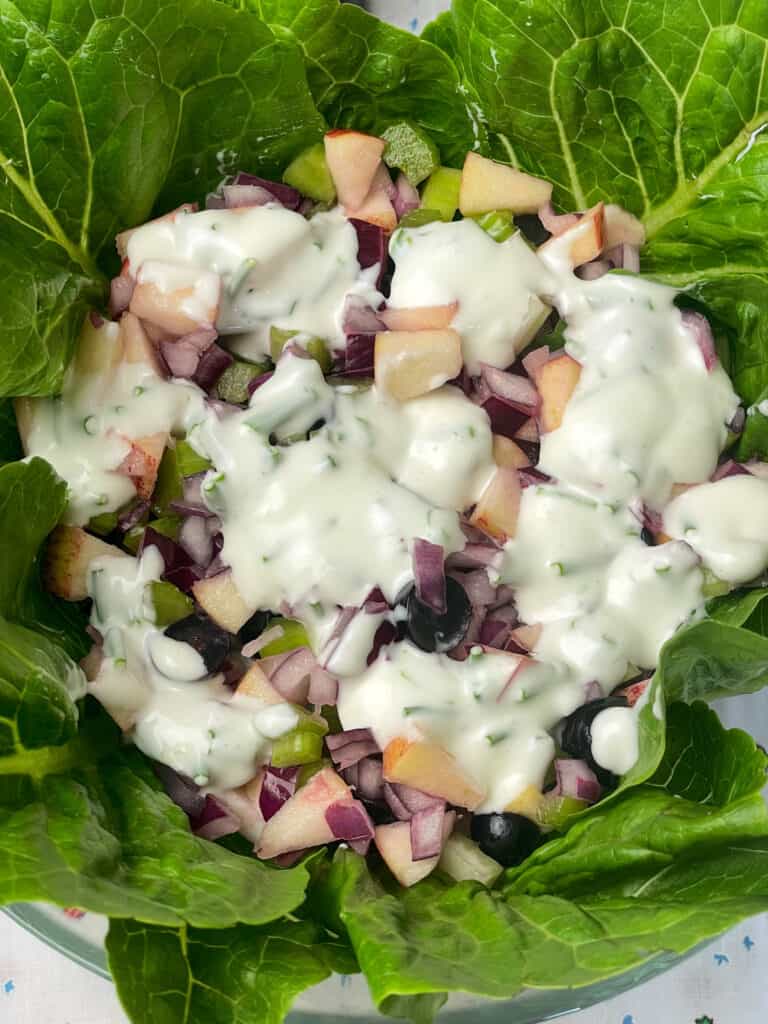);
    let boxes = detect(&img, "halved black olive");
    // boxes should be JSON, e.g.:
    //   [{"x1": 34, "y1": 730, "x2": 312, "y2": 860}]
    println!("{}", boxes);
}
[
  {"x1": 470, "y1": 812, "x2": 542, "y2": 867},
  {"x1": 237, "y1": 610, "x2": 270, "y2": 647},
  {"x1": 406, "y1": 577, "x2": 472, "y2": 653},
  {"x1": 560, "y1": 695, "x2": 630, "y2": 785},
  {"x1": 640, "y1": 527, "x2": 655, "y2": 545},
  {"x1": 165, "y1": 611, "x2": 231, "y2": 674}
]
